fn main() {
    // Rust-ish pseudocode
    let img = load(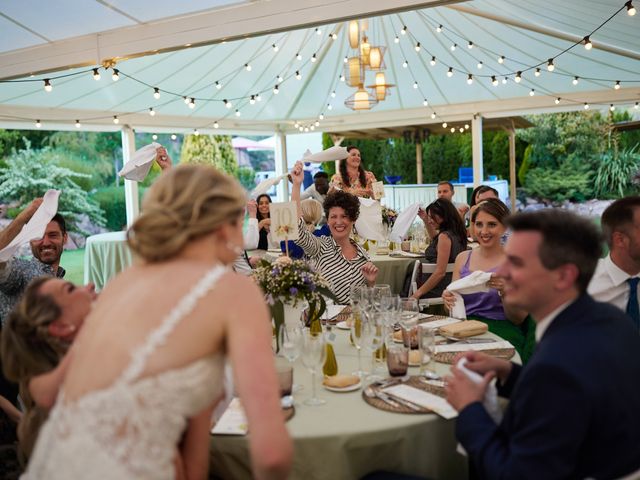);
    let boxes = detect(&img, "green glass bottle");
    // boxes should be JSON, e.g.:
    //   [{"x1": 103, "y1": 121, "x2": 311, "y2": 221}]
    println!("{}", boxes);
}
[{"x1": 323, "y1": 326, "x2": 338, "y2": 376}]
